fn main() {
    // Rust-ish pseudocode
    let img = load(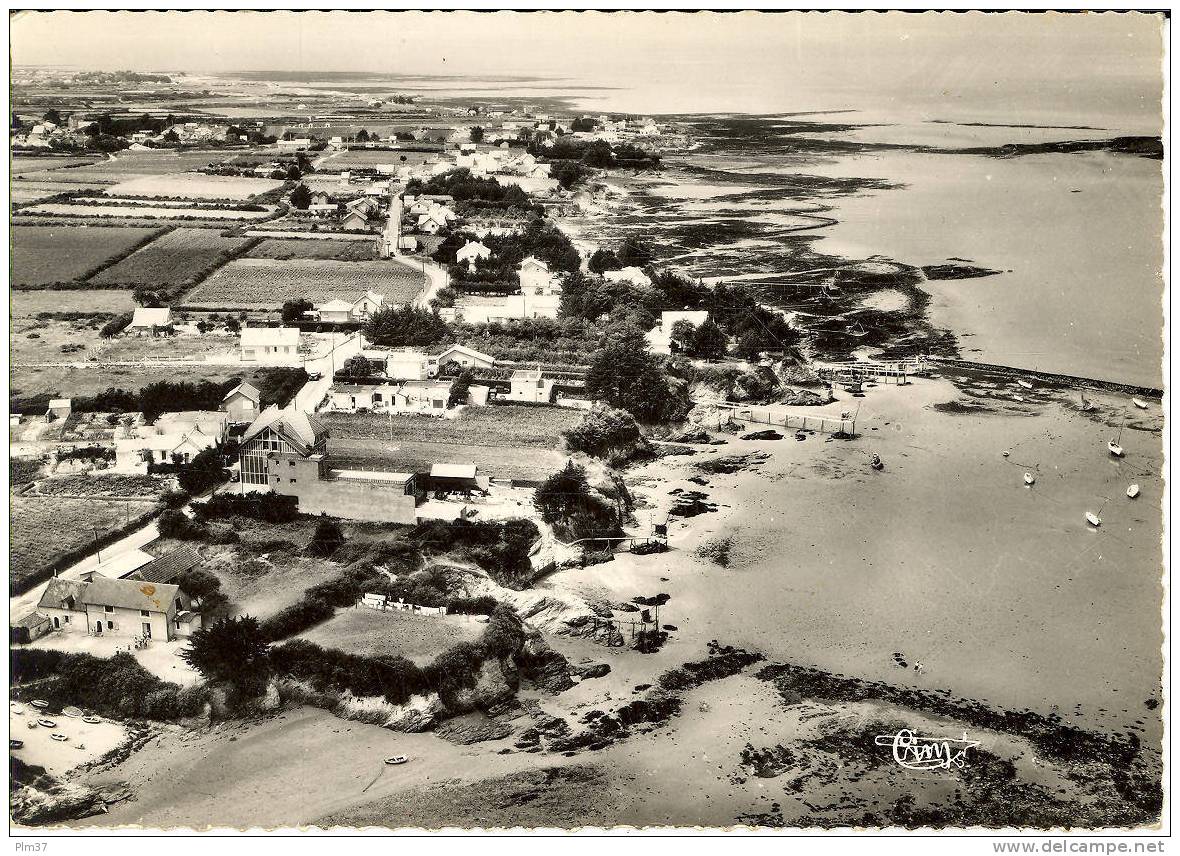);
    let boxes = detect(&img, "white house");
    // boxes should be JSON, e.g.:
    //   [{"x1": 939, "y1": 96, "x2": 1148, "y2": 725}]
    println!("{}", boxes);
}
[
  {"x1": 385, "y1": 348, "x2": 439, "y2": 380},
  {"x1": 221, "y1": 382, "x2": 262, "y2": 424},
  {"x1": 506, "y1": 368, "x2": 556, "y2": 404},
  {"x1": 36, "y1": 578, "x2": 90, "y2": 633},
  {"x1": 80, "y1": 576, "x2": 194, "y2": 642},
  {"x1": 341, "y1": 210, "x2": 369, "y2": 231},
  {"x1": 645, "y1": 310, "x2": 711, "y2": 355},
  {"x1": 317, "y1": 291, "x2": 383, "y2": 324},
  {"x1": 115, "y1": 411, "x2": 227, "y2": 471},
  {"x1": 456, "y1": 240, "x2": 491, "y2": 267},
  {"x1": 126, "y1": 307, "x2": 172, "y2": 334},
  {"x1": 435, "y1": 344, "x2": 496, "y2": 371},
  {"x1": 518, "y1": 256, "x2": 560, "y2": 295},
  {"x1": 604, "y1": 267, "x2": 653, "y2": 288},
  {"x1": 240, "y1": 326, "x2": 301, "y2": 365}
]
